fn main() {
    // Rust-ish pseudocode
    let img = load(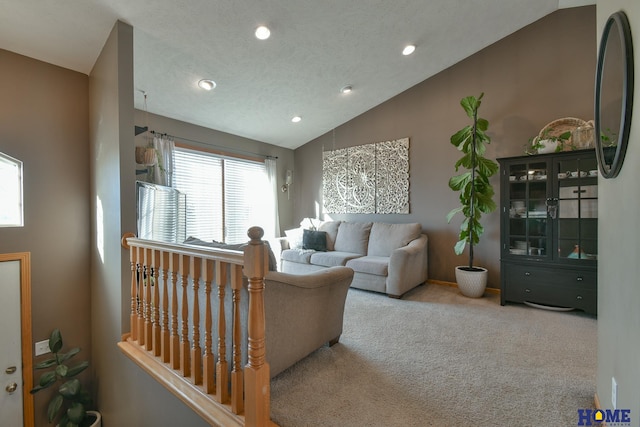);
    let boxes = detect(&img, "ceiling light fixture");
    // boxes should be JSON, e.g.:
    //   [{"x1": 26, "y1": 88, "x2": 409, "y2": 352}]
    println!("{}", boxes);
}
[
  {"x1": 402, "y1": 45, "x2": 416, "y2": 56},
  {"x1": 255, "y1": 26, "x2": 271, "y2": 40},
  {"x1": 198, "y1": 79, "x2": 216, "y2": 90},
  {"x1": 340, "y1": 85, "x2": 353, "y2": 94},
  {"x1": 291, "y1": 116, "x2": 302, "y2": 123}
]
